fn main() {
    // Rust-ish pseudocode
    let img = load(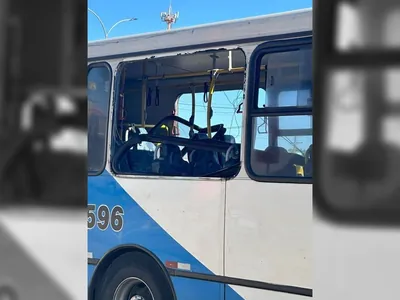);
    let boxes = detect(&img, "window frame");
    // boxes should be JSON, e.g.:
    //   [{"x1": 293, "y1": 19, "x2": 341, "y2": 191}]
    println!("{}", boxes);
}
[
  {"x1": 244, "y1": 36, "x2": 313, "y2": 184},
  {"x1": 109, "y1": 62, "x2": 244, "y2": 180},
  {"x1": 88, "y1": 61, "x2": 113, "y2": 177}
]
